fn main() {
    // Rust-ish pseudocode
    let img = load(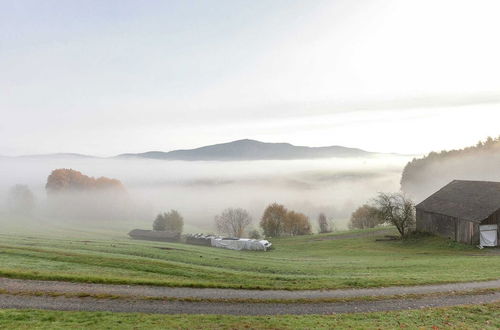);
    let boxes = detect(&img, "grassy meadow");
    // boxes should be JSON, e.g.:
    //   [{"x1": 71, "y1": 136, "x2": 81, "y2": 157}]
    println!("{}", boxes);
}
[
  {"x1": 0, "y1": 228, "x2": 498, "y2": 290},
  {"x1": 0, "y1": 303, "x2": 499, "y2": 329}
]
